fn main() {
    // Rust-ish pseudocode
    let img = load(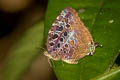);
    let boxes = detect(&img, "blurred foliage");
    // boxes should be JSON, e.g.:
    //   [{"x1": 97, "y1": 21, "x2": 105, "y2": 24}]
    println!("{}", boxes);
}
[
  {"x1": 44, "y1": 0, "x2": 120, "y2": 80},
  {"x1": 1, "y1": 21, "x2": 44, "y2": 80}
]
